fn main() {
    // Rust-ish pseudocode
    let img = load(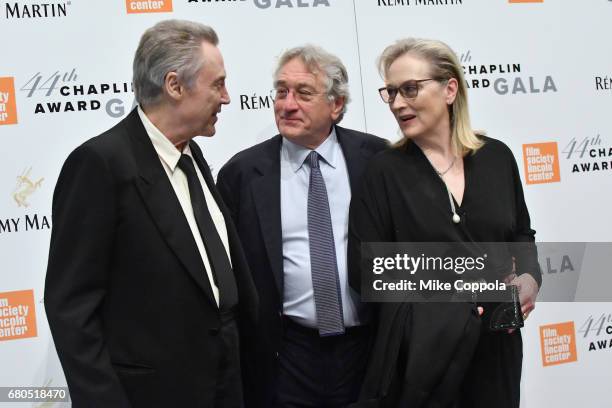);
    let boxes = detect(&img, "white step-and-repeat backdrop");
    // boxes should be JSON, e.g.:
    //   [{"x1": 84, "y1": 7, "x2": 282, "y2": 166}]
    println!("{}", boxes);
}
[{"x1": 1, "y1": 0, "x2": 611, "y2": 407}]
